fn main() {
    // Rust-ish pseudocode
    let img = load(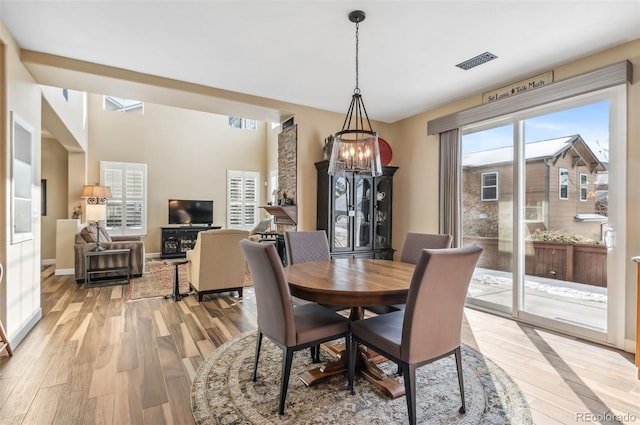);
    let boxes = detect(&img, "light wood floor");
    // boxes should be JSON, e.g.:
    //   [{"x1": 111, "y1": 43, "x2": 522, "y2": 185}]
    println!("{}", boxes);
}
[{"x1": 0, "y1": 270, "x2": 639, "y2": 424}]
